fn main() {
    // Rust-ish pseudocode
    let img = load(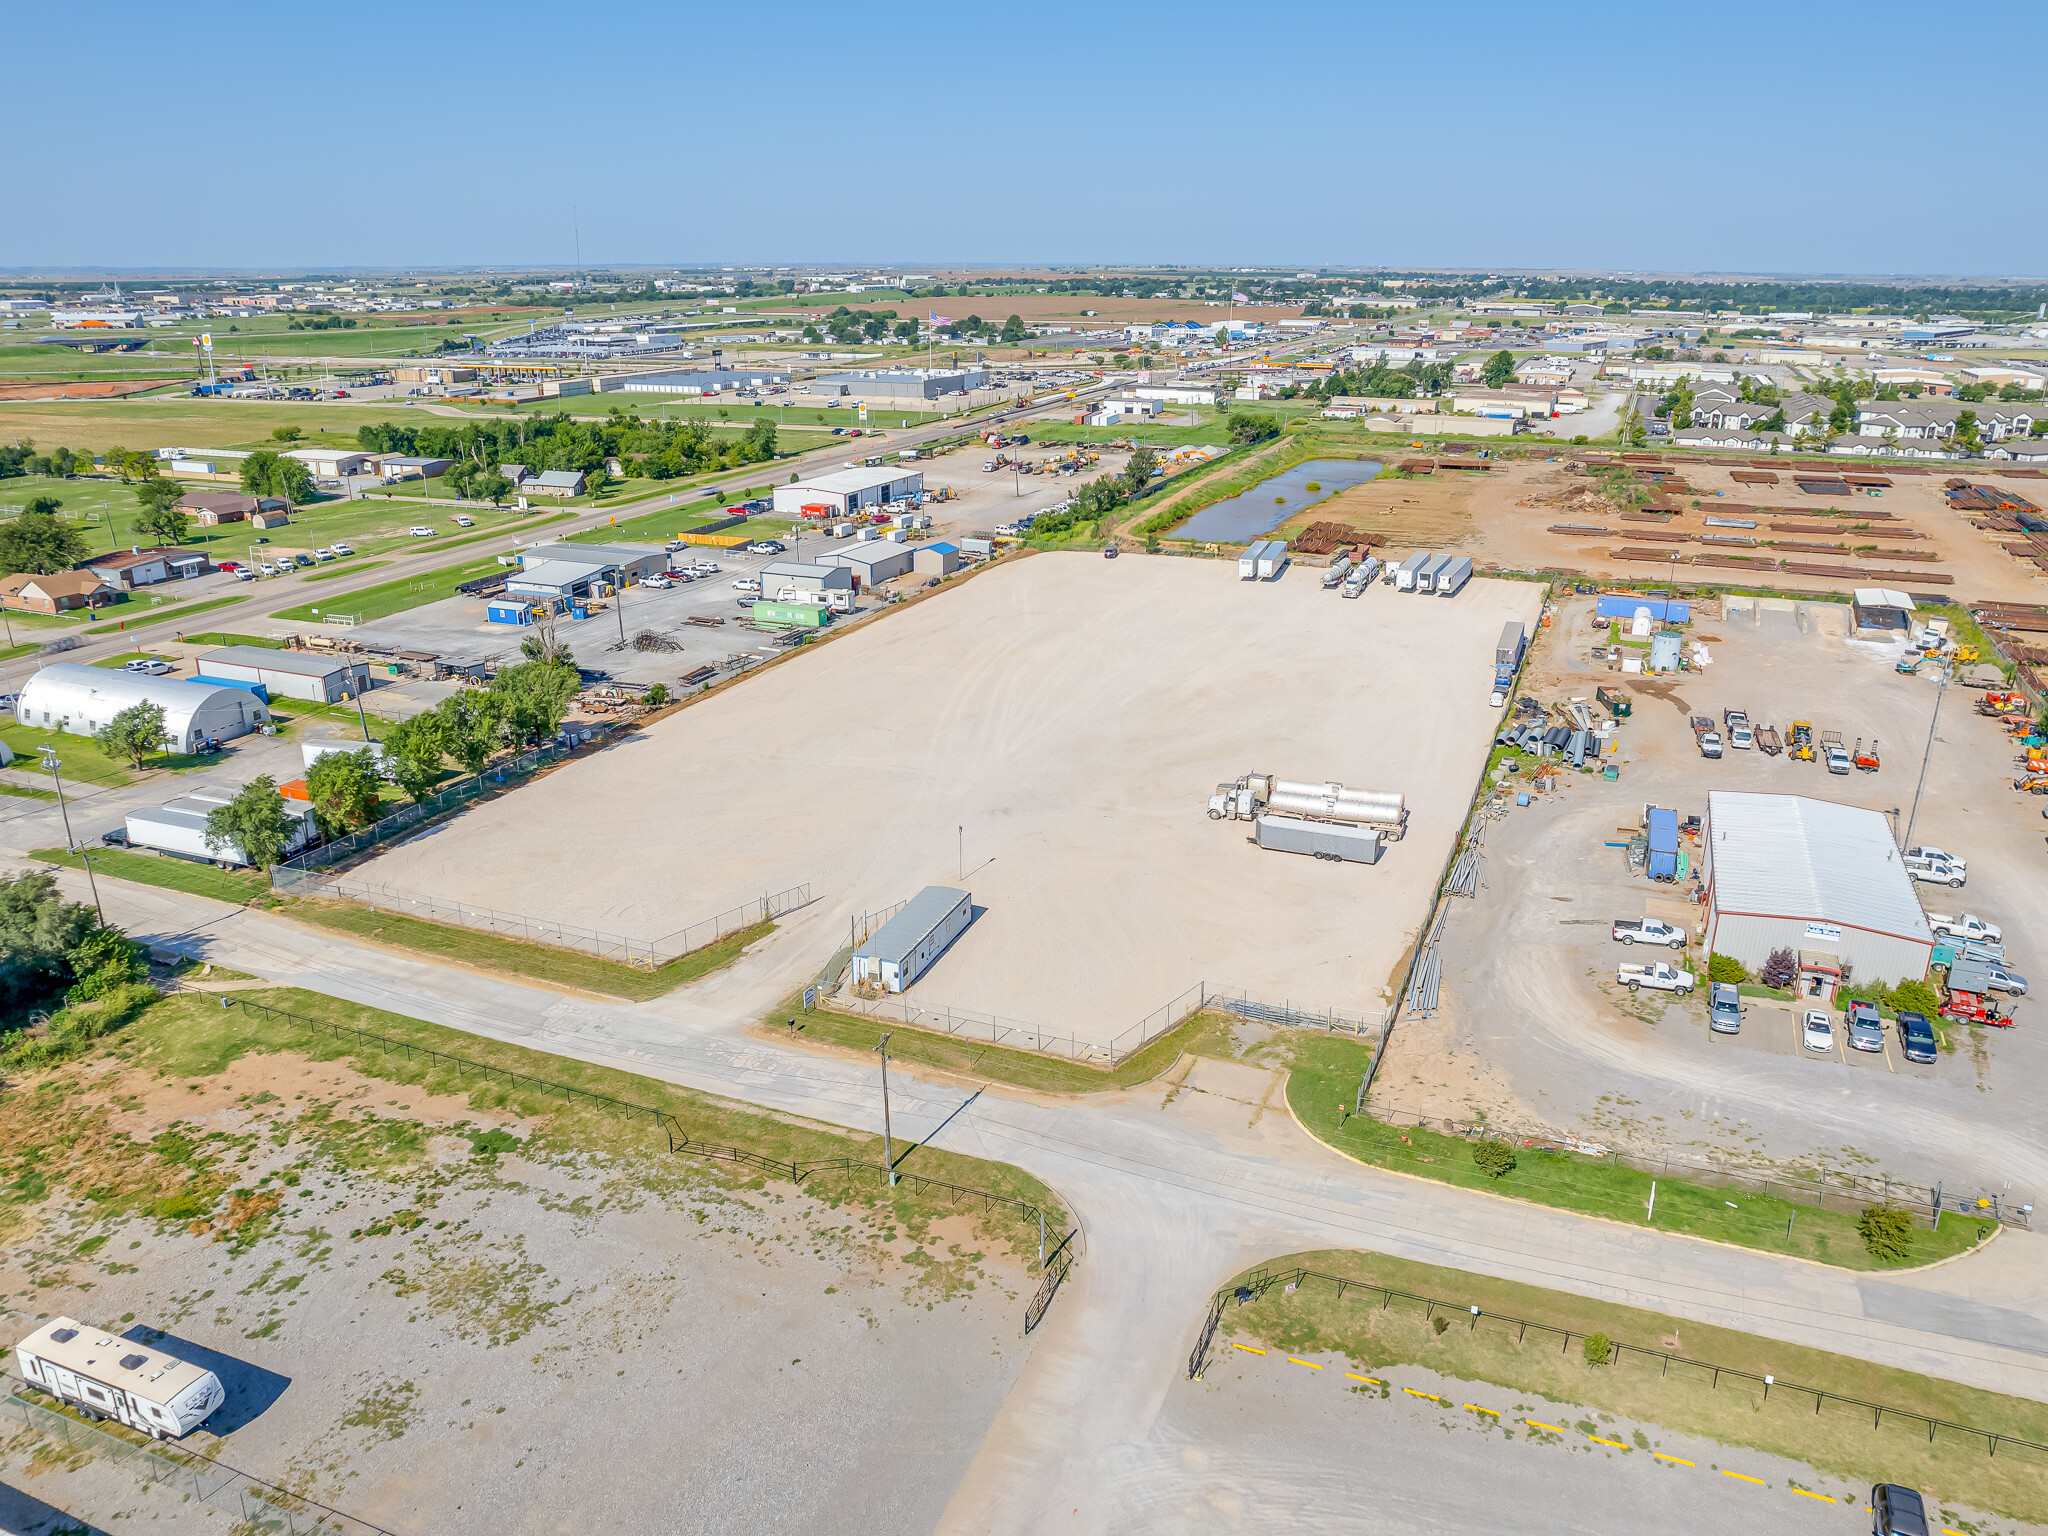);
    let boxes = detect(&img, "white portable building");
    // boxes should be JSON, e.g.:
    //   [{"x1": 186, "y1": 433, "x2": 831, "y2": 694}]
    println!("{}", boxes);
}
[
  {"x1": 1701, "y1": 791, "x2": 1934, "y2": 993},
  {"x1": 17, "y1": 663, "x2": 268, "y2": 750},
  {"x1": 14, "y1": 1316, "x2": 226, "y2": 1439},
  {"x1": 852, "y1": 886, "x2": 972, "y2": 993}
]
